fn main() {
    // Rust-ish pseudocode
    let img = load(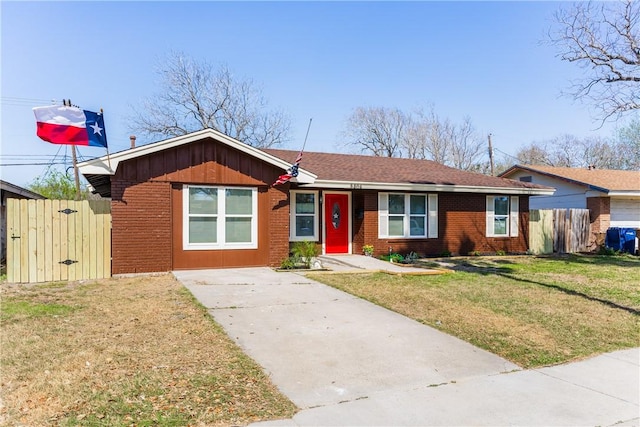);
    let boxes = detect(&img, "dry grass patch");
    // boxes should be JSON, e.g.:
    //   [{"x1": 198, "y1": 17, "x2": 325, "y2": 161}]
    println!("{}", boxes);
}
[
  {"x1": 1, "y1": 275, "x2": 296, "y2": 426},
  {"x1": 309, "y1": 255, "x2": 640, "y2": 368}
]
